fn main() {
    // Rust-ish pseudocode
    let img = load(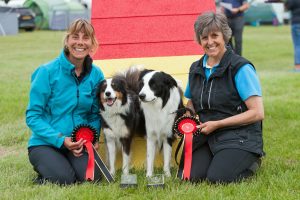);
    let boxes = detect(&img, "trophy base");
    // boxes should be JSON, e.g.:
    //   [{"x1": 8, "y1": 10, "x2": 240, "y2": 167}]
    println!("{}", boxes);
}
[
  {"x1": 120, "y1": 174, "x2": 138, "y2": 188},
  {"x1": 147, "y1": 174, "x2": 165, "y2": 188}
]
